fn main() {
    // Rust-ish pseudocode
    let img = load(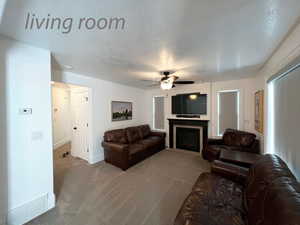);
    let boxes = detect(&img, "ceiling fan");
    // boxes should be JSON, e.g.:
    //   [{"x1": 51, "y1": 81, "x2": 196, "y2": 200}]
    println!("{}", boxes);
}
[{"x1": 142, "y1": 71, "x2": 195, "y2": 90}]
